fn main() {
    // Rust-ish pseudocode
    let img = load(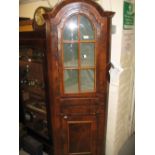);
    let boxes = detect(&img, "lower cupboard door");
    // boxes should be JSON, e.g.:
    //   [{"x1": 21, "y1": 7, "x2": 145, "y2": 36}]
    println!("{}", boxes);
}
[{"x1": 62, "y1": 115, "x2": 97, "y2": 155}]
